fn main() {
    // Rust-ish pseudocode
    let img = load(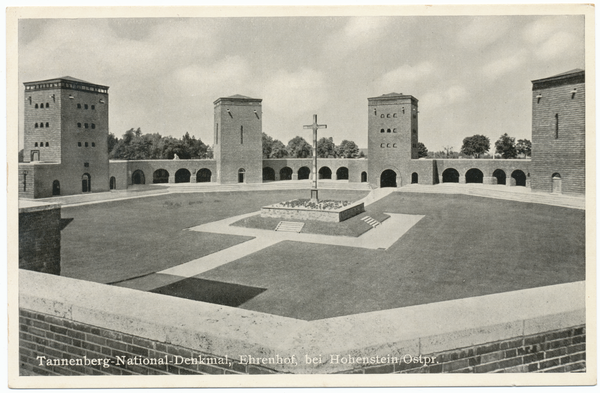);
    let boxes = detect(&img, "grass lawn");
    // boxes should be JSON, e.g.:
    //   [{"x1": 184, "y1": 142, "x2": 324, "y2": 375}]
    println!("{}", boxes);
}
[
  {"x1": 59, "y1": 189, "x2": 368, "y2": 283},
  {"x1": 231, "y1": 210, "x2": 389, "y2": 237},
  {"x1": 198, "y1": 193, "x2": 586, "y2": 320}
]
